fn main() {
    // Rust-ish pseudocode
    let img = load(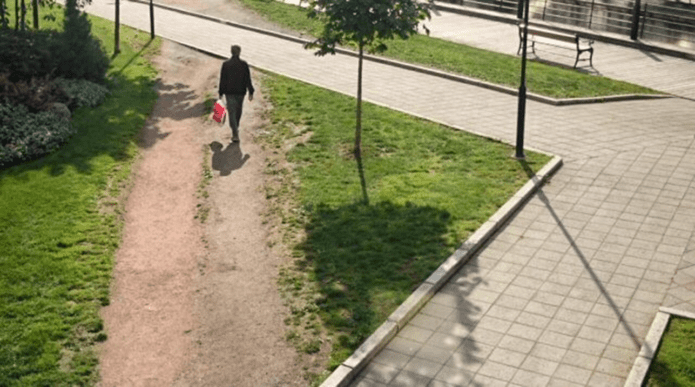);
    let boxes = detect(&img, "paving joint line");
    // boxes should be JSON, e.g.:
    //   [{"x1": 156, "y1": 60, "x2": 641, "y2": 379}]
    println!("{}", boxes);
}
[
  {"x1": 320, "y1": 155, "x2": 563, "y2": 387},
  {"x1": 130, "y1": 0, "x2": 673, "y2": 106},
  {"x1": 148, "y1": 33, "x2": 567, "y2": 387},
  {"x1": 140, "y1": 32, "x2": 558, "y2": 160},
  {"x1": 150, "y1": 28, "x2": 574, "y2": 387}
]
